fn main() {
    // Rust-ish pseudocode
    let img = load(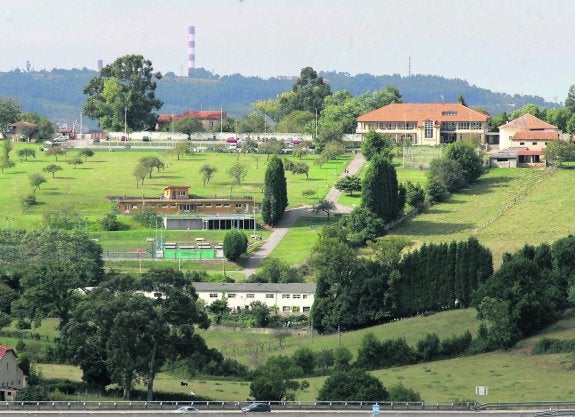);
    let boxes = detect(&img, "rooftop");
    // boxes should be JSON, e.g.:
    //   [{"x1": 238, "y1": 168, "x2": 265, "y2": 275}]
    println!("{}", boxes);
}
[{"x1": 357, "y1": 102, "x2": 490, "y2": 123}]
